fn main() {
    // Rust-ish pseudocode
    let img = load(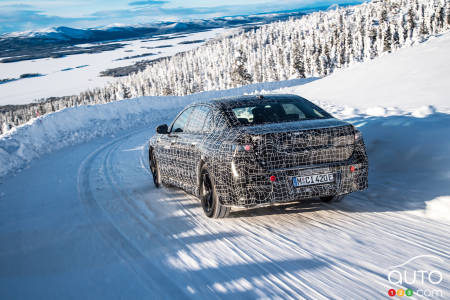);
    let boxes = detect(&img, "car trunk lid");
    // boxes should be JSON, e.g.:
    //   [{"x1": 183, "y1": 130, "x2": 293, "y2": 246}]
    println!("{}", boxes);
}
[{"x1": 239, "y1": 119, "x2": 356, "y2": 169}]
